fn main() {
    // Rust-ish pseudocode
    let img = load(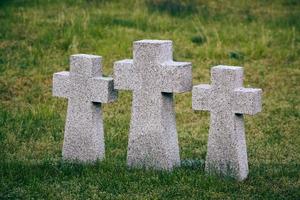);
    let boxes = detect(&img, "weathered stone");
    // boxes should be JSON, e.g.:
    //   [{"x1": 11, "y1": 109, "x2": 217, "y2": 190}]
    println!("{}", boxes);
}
[
  {"x1": 192, "y1": 65, "x2": 262, "y2": 181},
  {"x1": 53, "y1": 54, "x2": 117, "y2": 163},
  {"x1": 114, "y1": 40, "x2": 192, "y2": 170}
]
